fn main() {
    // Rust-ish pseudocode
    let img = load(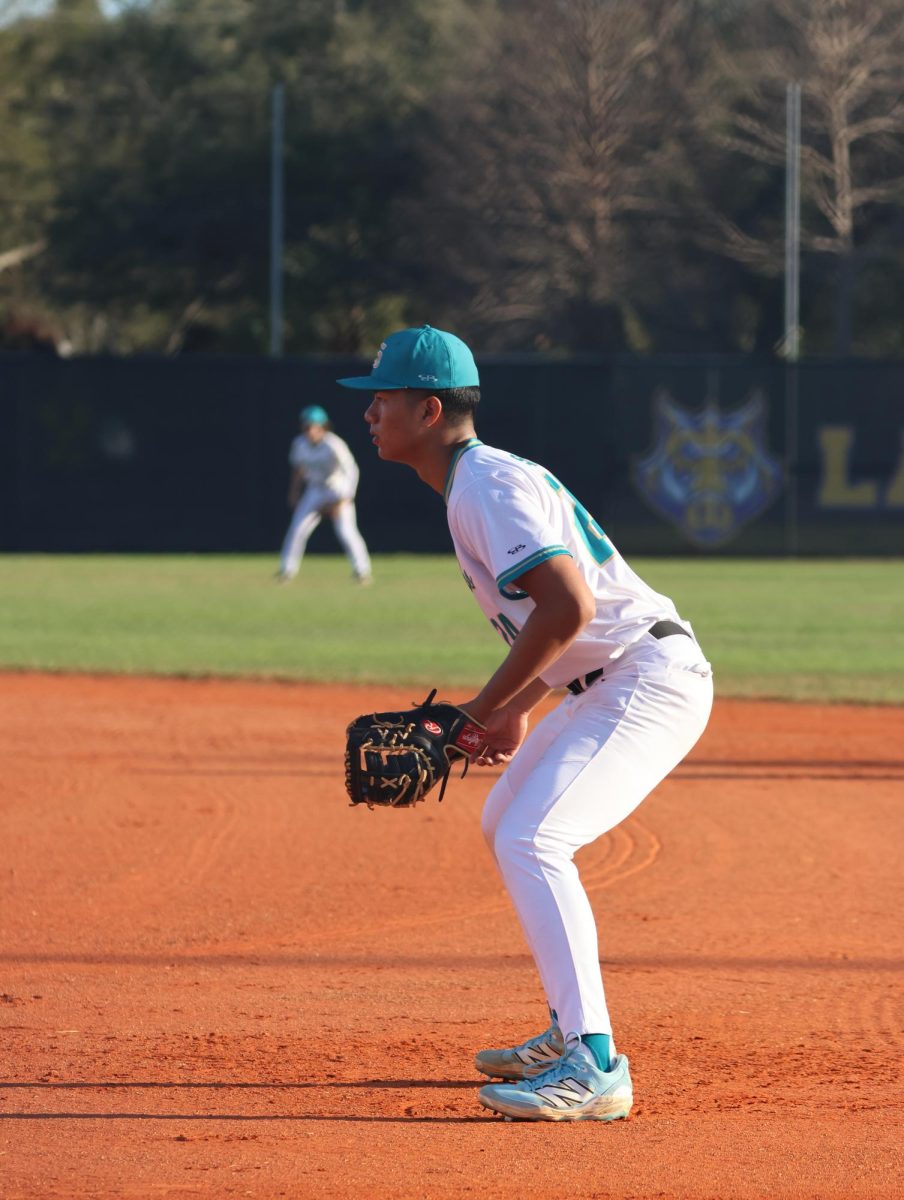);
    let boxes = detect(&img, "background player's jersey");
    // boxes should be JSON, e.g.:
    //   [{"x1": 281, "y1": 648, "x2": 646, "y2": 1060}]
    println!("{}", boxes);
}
[
  {"x1": 445, "y1": 440, "x2": 685, "y2": 689},
  {"x1": 289, "y1": 431, "x2": 360, "y2": 498}
]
